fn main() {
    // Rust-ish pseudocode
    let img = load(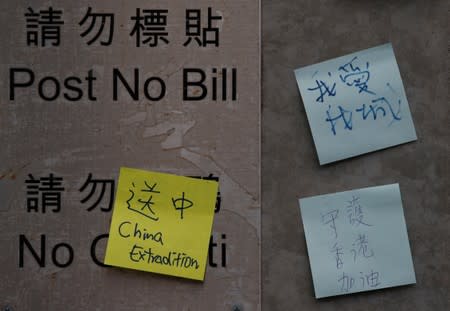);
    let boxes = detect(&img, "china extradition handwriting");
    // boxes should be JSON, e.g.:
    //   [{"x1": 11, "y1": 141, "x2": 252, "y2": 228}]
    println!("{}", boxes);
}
[{"x1": 104, "y1": 168, "x2": 219, "y2": 280}]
